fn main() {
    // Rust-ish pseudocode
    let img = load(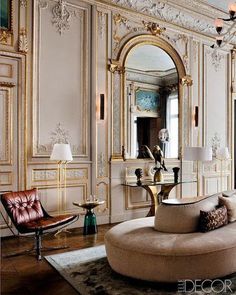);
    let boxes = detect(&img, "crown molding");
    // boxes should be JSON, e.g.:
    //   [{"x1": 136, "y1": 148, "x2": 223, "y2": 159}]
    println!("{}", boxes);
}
[{"x1": 104, "y1": 0, "x2": 230, "y2": 39}]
